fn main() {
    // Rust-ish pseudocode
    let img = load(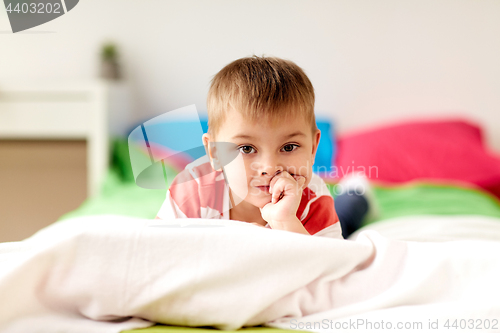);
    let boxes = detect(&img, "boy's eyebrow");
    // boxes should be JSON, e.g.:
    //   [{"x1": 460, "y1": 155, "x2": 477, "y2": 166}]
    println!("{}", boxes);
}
[
  {"x1": 231, "y1": 134, "x2": 254, "y2": 140},
  {"x1": 231, "y1": 132, "x2": 306, "y2": 140},
  {"x1": 285, "y1": 131, "x2": 306, "y2": 138}
]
